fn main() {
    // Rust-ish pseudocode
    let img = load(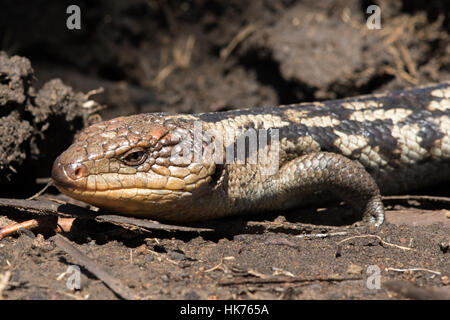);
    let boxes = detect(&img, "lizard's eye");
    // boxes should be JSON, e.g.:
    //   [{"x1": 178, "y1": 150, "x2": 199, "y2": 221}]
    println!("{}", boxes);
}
[{"x1": 120, "y1": 148, "x2": 147, "y2": 166}]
